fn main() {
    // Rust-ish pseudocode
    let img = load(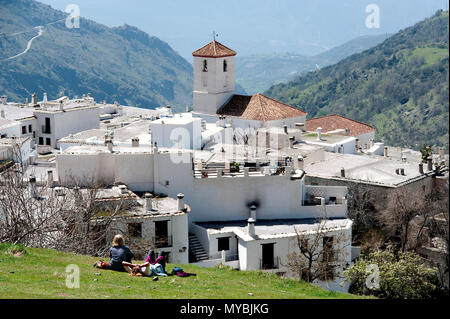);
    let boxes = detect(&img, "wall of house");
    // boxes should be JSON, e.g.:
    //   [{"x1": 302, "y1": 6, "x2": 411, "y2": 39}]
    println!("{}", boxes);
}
[
  {"x1": 104, "y1": 212, "x2": 189, "y2": 264},
  {"x1": 35, "y1": 107, "x2": 99, "y2": 148}
]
